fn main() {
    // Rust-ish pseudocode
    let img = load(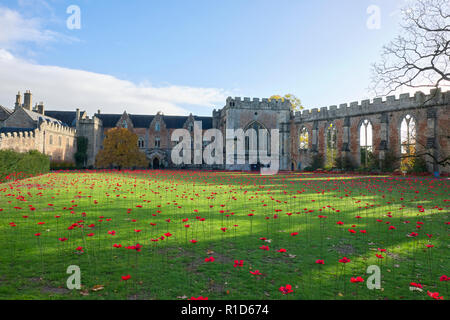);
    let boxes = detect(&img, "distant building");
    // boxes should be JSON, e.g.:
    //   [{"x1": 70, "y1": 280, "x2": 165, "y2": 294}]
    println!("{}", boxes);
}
[{"x1": 0, "y1": 89, "x2": 449, "y2": 173}]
